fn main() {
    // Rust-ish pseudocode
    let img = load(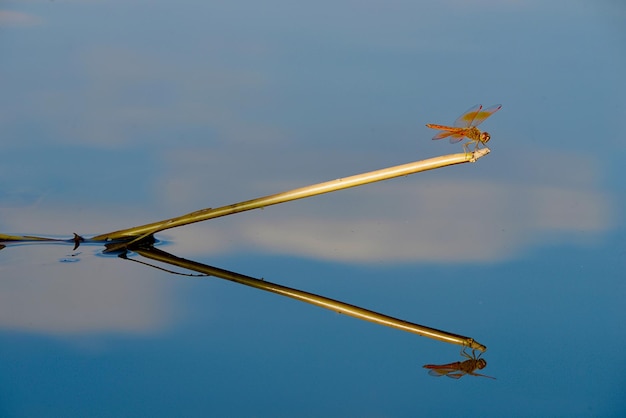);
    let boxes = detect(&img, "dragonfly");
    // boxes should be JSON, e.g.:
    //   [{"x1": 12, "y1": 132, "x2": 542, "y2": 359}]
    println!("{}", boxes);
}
[
  {"x1": 423, "y1": 348, "x2": 496, "y2": 379},
  {"x1": 426, "y1": 104, "x2": 502, "y2": 153}
]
